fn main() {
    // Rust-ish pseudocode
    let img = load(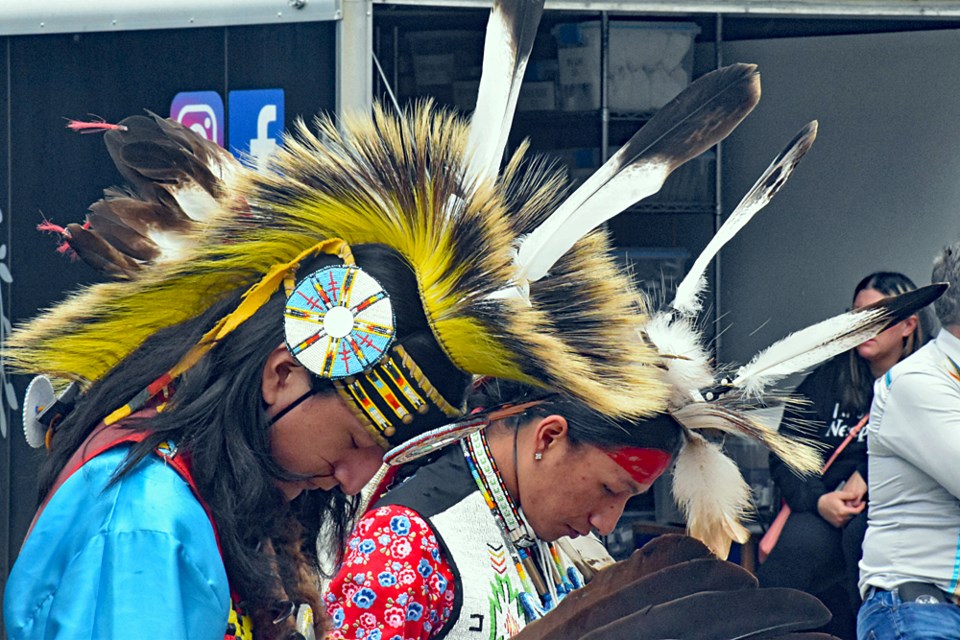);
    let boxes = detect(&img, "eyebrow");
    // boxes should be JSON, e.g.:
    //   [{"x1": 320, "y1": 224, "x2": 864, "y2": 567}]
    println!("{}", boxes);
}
[{"x1": 617, "y1": 471, "x2": 643, "y2": 495}]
